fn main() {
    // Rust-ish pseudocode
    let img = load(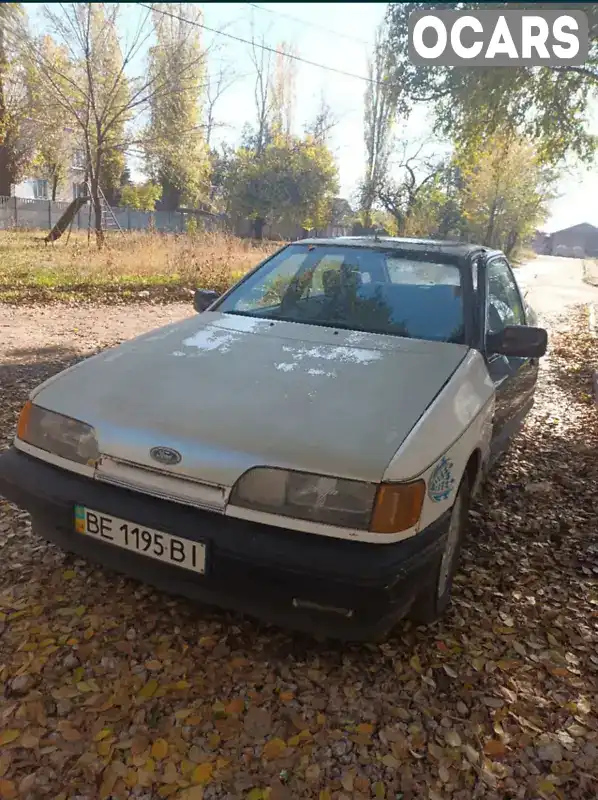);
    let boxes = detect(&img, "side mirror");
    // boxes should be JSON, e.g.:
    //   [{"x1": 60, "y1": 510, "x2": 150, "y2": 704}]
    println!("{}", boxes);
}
[
  {"x1": 487, "y1": 325, "x2": 548, "y2": 359},
  {"x1": 193, "y1": 288, "x2": 220, "y2": 313}
]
